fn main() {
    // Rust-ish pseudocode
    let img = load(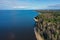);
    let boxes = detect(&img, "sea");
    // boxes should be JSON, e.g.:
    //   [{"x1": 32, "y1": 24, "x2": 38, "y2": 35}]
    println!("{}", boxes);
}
[{"x1": 0, "y1": 10, "x2": 38, "y2": 40}]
